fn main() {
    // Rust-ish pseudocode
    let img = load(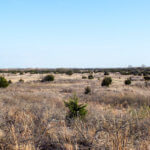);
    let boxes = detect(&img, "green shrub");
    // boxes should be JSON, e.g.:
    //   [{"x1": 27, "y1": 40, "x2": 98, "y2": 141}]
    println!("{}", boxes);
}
[
  {"x1": 0, "y1": 77, "x2": 9, "y2": 88},
  {"x1": 101, "y1": 77, "x2": 112, "y2": 87},
  {"x1": 19, "y1": 79, "x2": 24, "y2": 83},
  {"x1": 20, "y1": 72, "x2": 24, "y2": 75},
  {"x1": 88, "y1": 74, "x2": 94, "y2": 79},
  {"x1": 143, "y1": 72, "x2": 149, "y2": 76},
  {"x1": 8, "y1": 80, "x2": 12, "y2": 84},
  {"x1": 82, "y1": 76, "x2": 87, "y2": 79},
  {"x1": 66, "y1": 70, "x2": 73, "y2": 76},
  {"x1": 125, "y1": 79, "x2": 131, "y2": 85},
  {"x1": 104, "y1": 71, "x2": 109, "y2": 75},
  {"x1": 64, "y1": 95, "x2": 87, "y2": 119},
  {"x1": 144, "y1": 76, "x2": 150, "y2": 81},
  {"x1": 84, "y1": 86, "x2": 91, "y2": 94},
  {"x1": 41, "y1": 75, "x2": 54, "y2": 82},
  {"x1": 144, "y1": 76, "x2": 150, "y2": 87}
]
